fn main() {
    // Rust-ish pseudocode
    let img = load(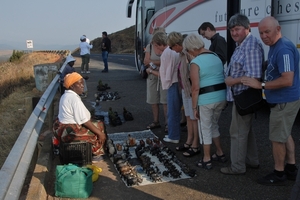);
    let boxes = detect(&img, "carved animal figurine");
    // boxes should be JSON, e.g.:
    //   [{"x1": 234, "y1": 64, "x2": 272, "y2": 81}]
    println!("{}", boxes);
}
[
  {"x1": 146, "y1": 138, "x2": 153, "y2": 146},
  {"x1": 127, "y1": 134, "x2": 136, "y2": 146},
  {"x1": 139, "y1": 139, "x2": 145, "y2": 147},
  {"x1": 123, "y1": 107, "x2": 134, "y2": 121},
  {"x1": 116, "y1": 143, "x2": 123, "y2": 151}
]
